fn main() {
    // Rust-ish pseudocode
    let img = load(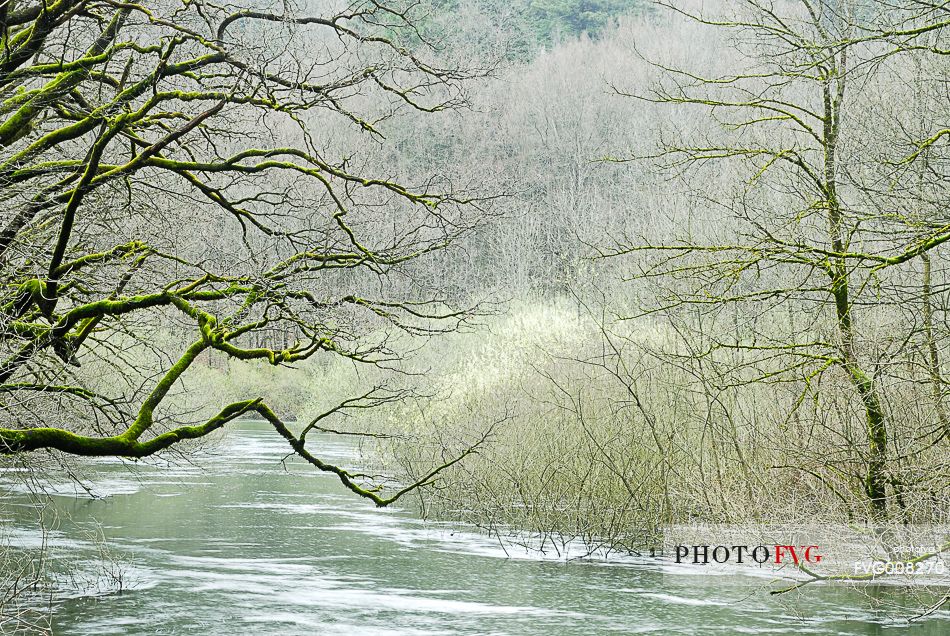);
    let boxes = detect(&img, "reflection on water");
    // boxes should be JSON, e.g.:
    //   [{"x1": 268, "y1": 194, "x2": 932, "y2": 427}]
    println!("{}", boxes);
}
[{"x1": 2, "y1": 421, "x2": 948, "y2": 635}]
